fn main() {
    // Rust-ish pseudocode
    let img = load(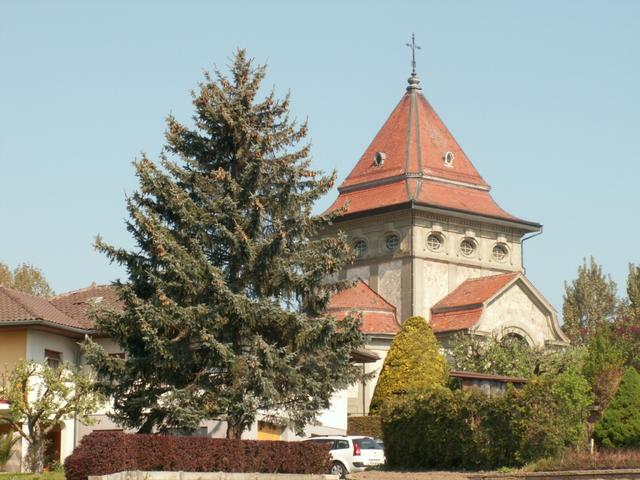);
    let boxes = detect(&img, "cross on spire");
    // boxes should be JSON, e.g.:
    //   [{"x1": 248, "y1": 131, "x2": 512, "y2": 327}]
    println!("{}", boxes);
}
[{"x1": 406, "y1": 33, "x2": 421, "y2": 76}]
